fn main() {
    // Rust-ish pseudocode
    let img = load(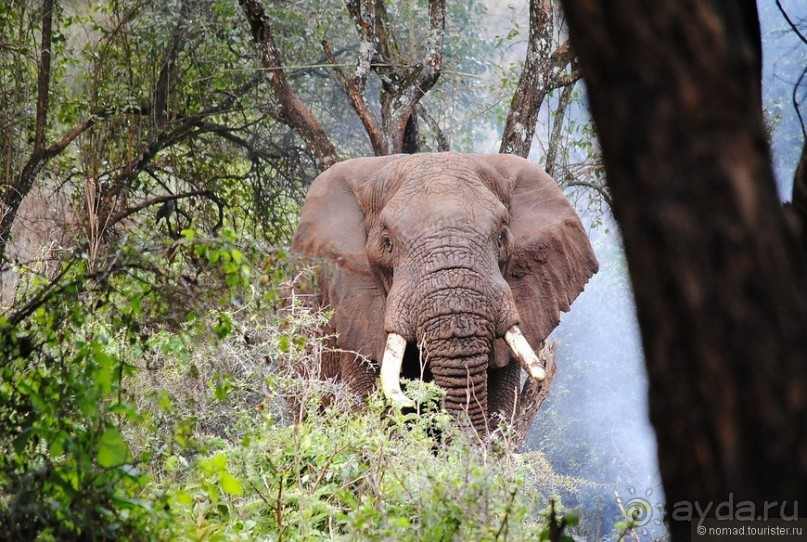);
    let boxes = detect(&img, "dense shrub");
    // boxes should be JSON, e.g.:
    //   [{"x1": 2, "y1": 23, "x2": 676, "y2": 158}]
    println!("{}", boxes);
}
[{"x1": 0, "y1": 242, "x2": 583, "y2": 541}]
